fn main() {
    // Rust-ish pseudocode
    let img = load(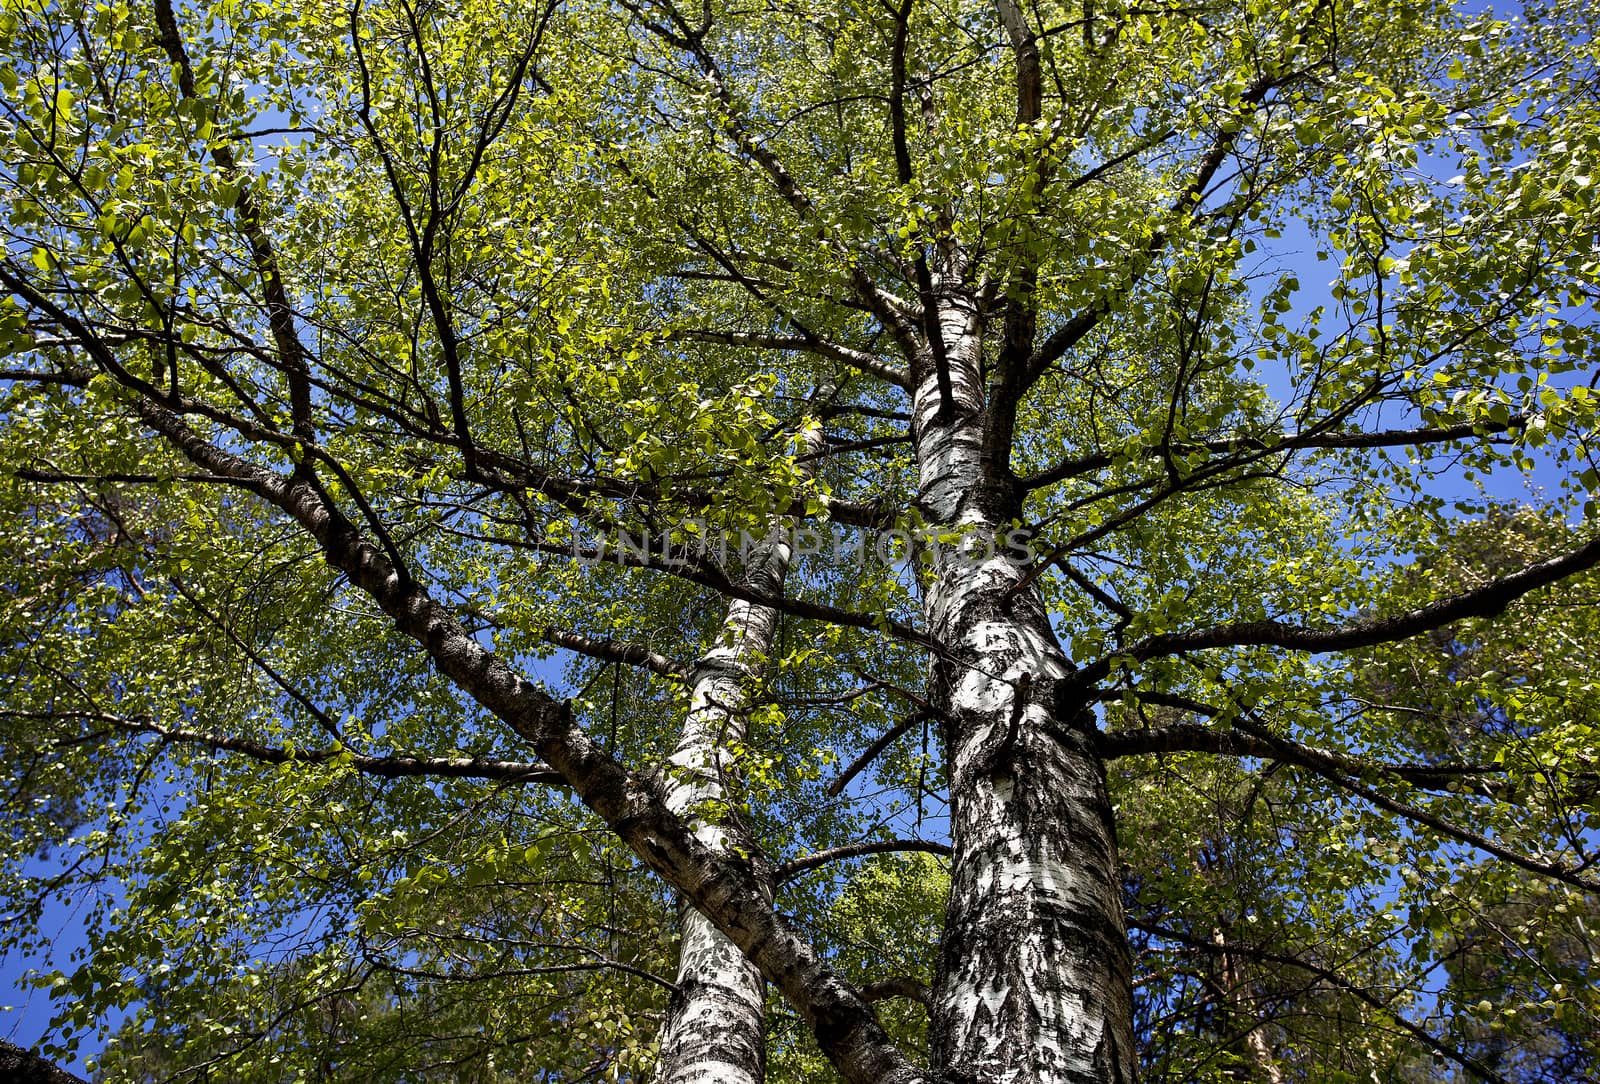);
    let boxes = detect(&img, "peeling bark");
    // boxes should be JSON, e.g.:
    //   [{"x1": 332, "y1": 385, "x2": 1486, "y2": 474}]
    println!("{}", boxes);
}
[{"x1": 913, "y1": 296, "x2": 1136, "y2": 1084}]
